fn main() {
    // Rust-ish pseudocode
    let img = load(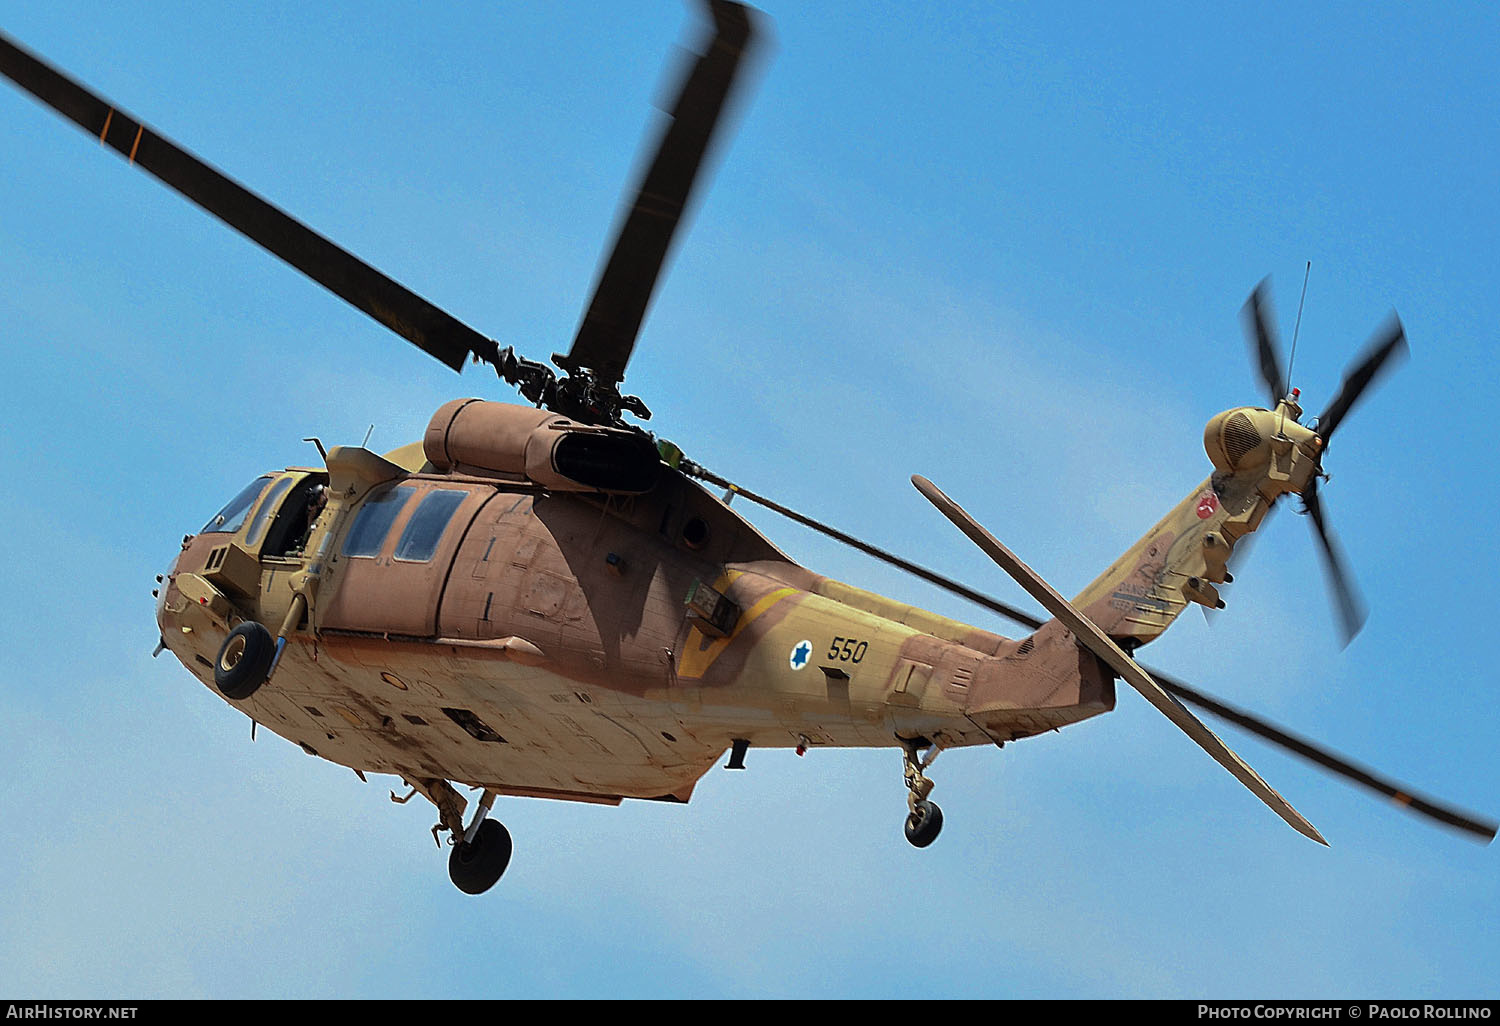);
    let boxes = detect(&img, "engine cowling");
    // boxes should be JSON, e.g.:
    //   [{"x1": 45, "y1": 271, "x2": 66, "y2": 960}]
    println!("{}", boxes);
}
[
  {"x1": 1203, "y1": 407, "x2": 1280, "y2": 472},
  {"x1": 423, "y1": 399, "x2": 661, "y2": 494}
]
